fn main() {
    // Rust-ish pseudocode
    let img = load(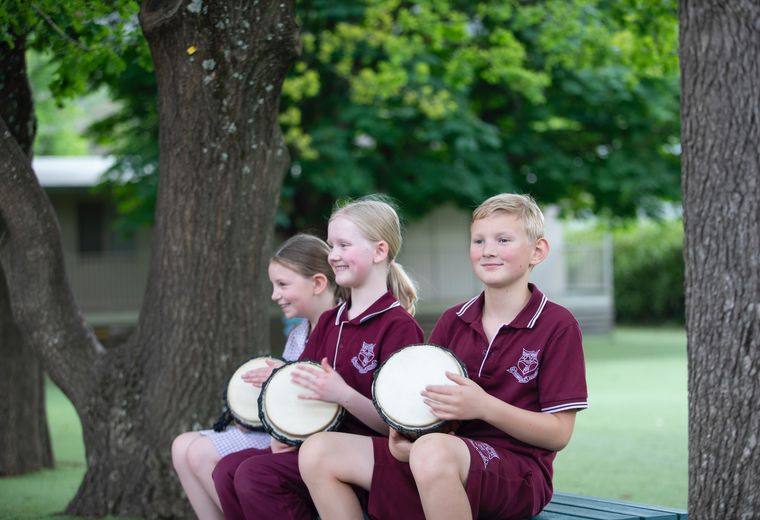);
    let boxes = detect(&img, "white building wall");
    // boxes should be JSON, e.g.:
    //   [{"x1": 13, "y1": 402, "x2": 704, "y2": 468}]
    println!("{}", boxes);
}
[
  {"x1": 398, "y1": 204, "x2": 613, "y2": 333},
  {"x1": 398, "y1": 204, "x2": 568, "y2": 306}
]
